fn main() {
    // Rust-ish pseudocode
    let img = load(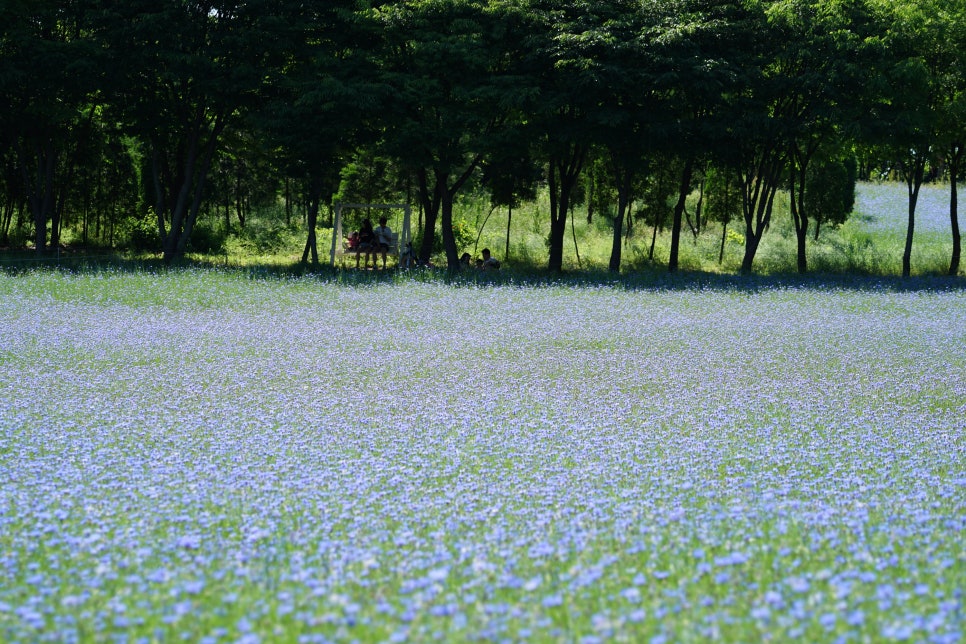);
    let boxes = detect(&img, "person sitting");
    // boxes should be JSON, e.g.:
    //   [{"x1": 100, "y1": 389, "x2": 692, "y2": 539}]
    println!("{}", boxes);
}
[
  {"x1": 346, "y1": 231, "x2": 360, "y2": 252},
  {"x1": 459, "y1": 252, "x2": 472, "y2": 270},
  {"x1": 357, "y1": 218, "x2": 375, "y2": 269},
  {"x1": 481, "y1": 248, "x2": 501, "y2": 270},
  {"x1": 373, "y1": 216, "x2": 393, "y2": 269}
]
